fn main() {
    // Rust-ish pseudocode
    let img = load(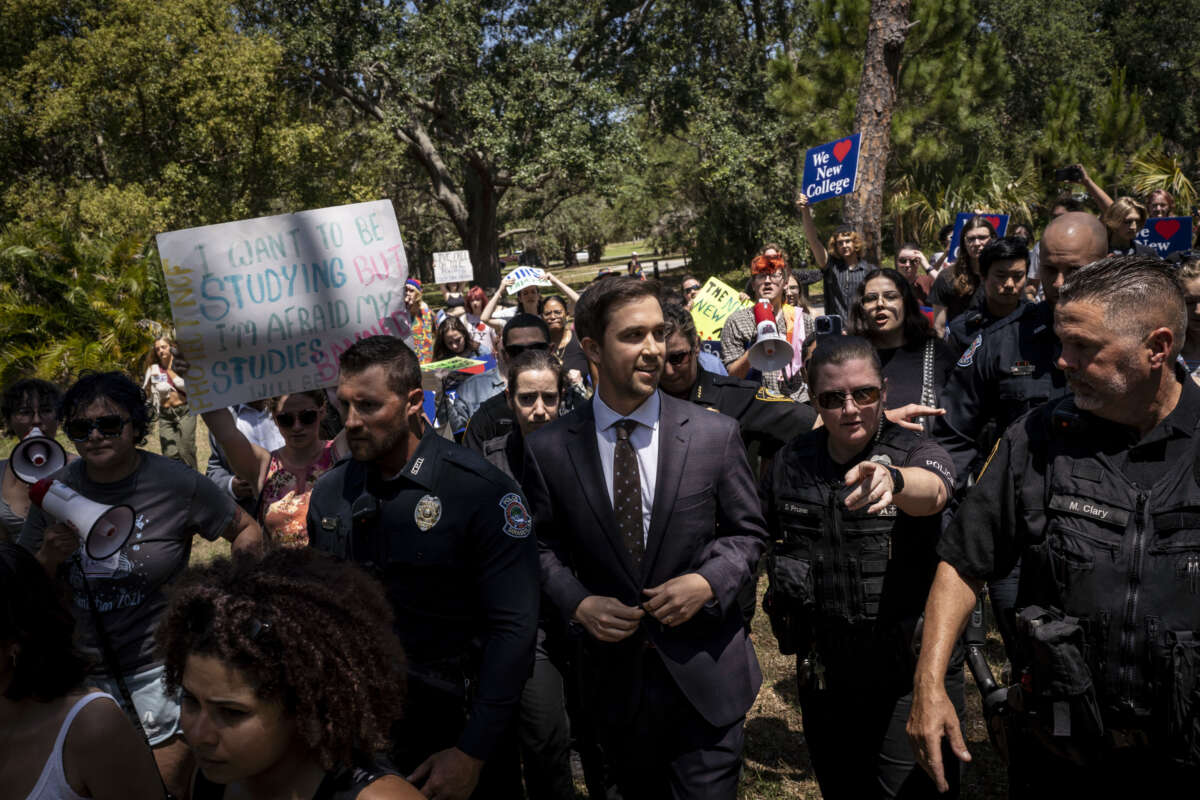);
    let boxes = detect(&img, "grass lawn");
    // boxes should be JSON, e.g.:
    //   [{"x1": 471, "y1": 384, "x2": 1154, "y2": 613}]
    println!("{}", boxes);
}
[{"x1": 4, "y1": 416, "x2": 1004, "y2": 798}]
